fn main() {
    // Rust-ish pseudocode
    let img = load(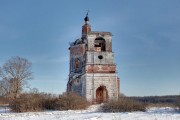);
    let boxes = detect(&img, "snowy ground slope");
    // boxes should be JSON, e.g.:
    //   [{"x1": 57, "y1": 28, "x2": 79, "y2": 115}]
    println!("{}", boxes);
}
[{"x1": 0, "y1": 105, "x2": 180, "y2": 120}]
